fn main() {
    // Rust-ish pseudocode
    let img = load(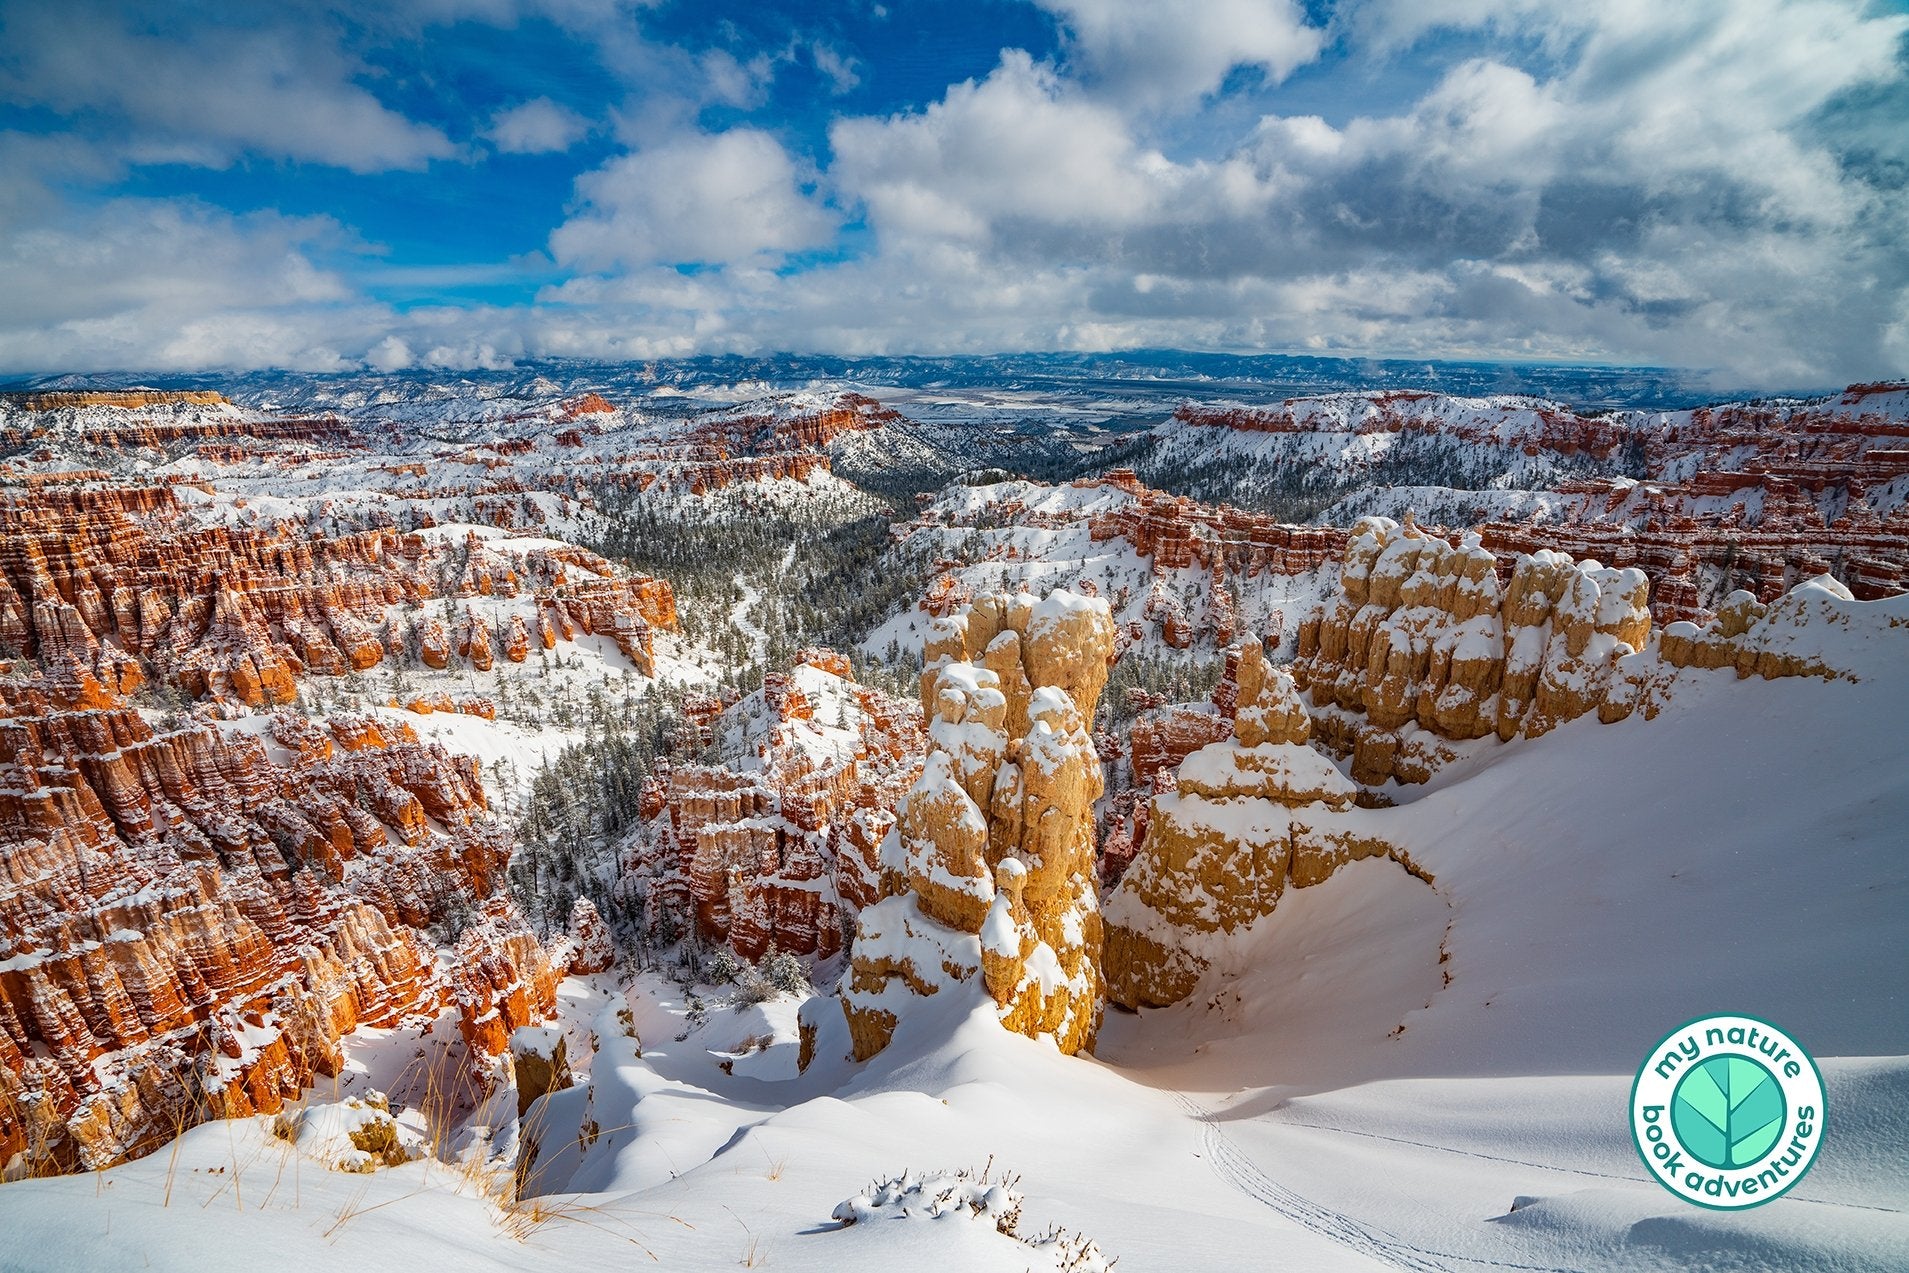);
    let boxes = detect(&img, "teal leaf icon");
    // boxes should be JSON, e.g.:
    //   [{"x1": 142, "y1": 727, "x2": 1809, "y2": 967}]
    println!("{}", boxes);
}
[{"x1": 1672, "y1": 1056, "x2": 1785, "y2": 1169}]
